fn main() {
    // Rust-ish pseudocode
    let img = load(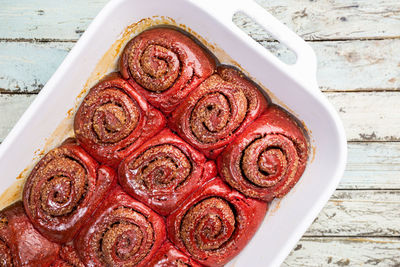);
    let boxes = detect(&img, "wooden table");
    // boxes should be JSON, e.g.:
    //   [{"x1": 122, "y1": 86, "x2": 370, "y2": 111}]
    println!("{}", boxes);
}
[{"x1": 1, "y1": 0, "x2": 399, "y2": 265}]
